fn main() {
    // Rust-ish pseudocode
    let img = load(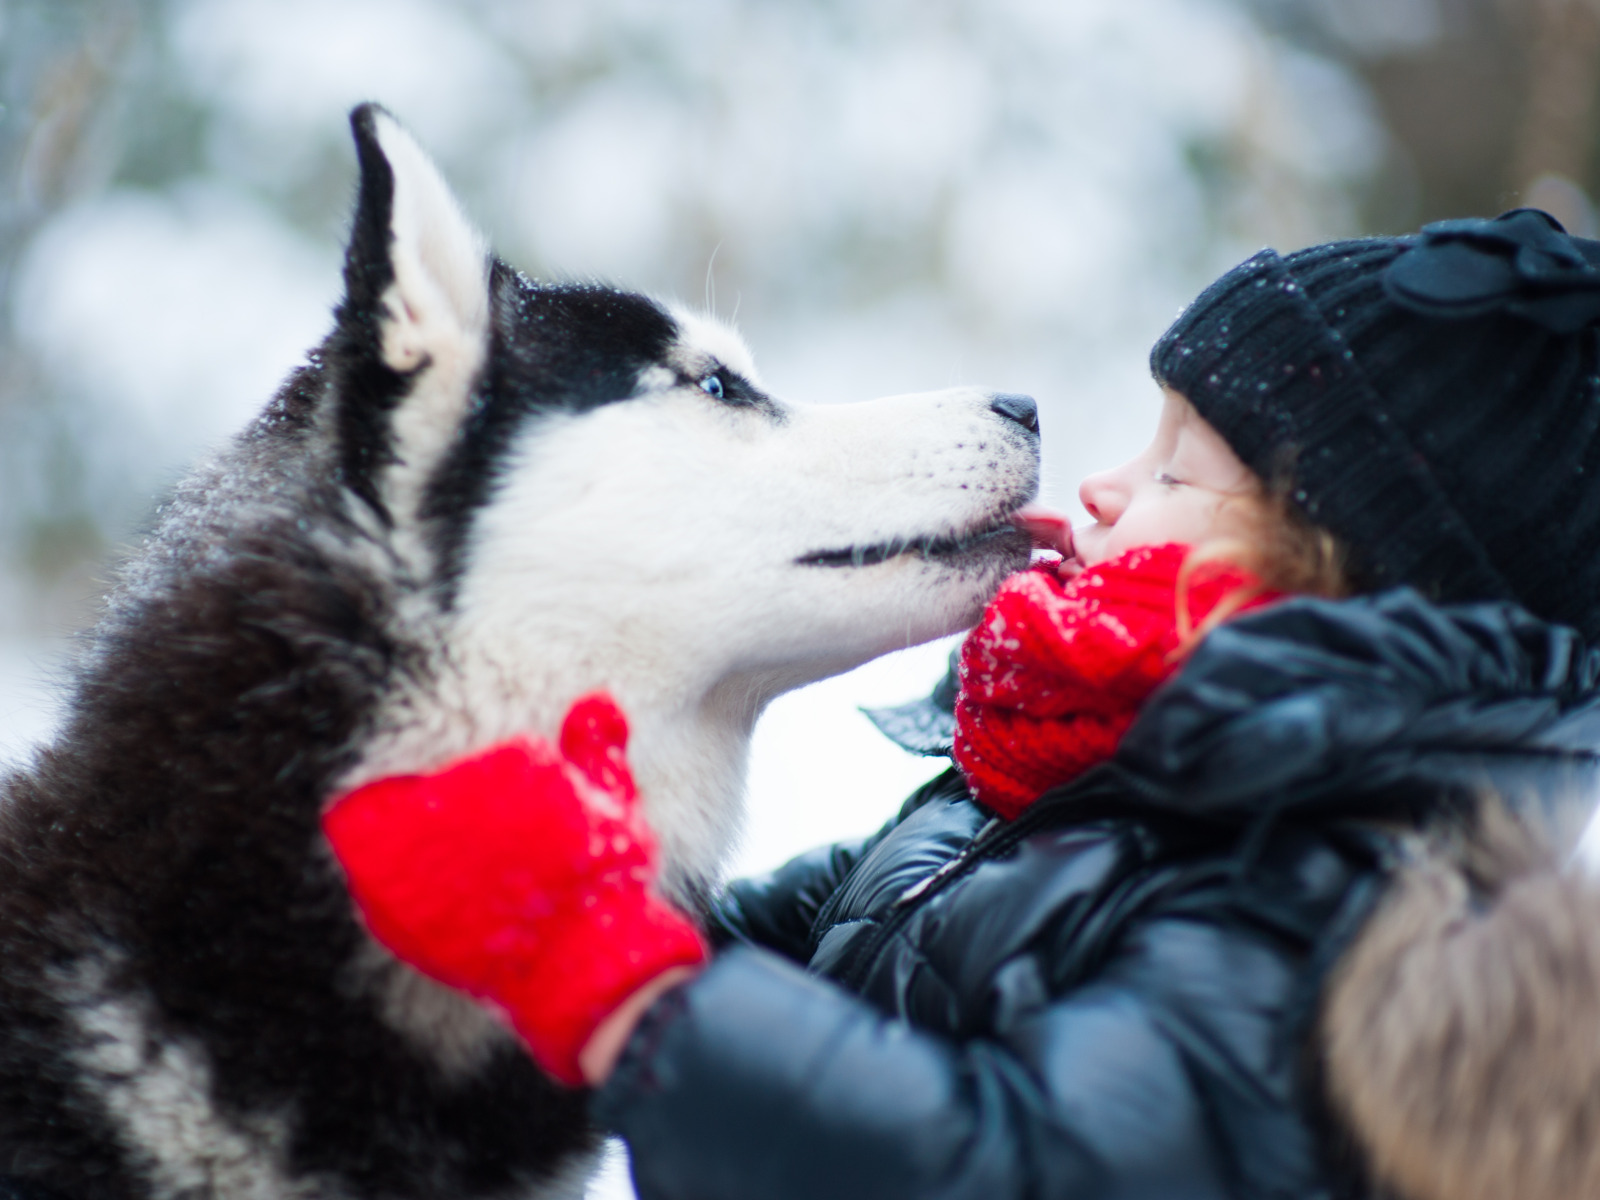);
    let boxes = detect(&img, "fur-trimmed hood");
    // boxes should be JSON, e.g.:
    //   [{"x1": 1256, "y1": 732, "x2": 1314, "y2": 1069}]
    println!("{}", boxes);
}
[
  {"x1": 1322, "y1": 804, "x2": 1600, "y2": 1200},
  {"x1": 1113, "y1": 587, "x2": 1600, "y2": 823}
]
